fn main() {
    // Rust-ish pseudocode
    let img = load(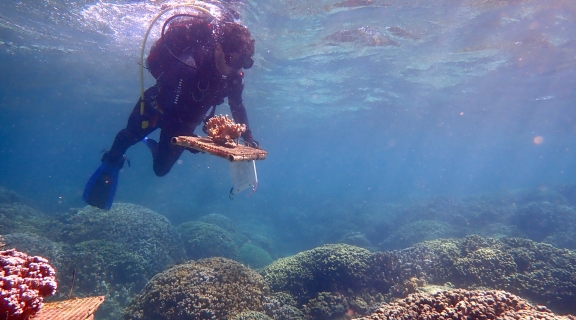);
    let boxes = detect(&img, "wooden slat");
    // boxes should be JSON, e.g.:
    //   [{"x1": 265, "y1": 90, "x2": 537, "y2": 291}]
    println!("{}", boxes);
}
[
  {"x1": 31, "y1": 296, "x2": 105, "y2": 320},
  {"x1": 172, "y1": 136, "x2": 268, "y2": 161}
]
